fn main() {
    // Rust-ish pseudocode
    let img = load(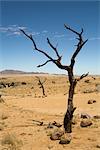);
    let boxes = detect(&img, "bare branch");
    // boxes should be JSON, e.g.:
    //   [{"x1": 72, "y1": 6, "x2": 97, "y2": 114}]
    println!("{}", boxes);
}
[
  {"x1": 20, "y1": 29, "x2": 55, "y2": 62},
  {"x1": 70, "y1": 39, "x2": 88, "y2": 68},
  {"x1": 76, "y1": 72, "x2": 89, "y2": 82},
  {"x1": 64, "y1": 24, "x2": 88, "y2": 68},
  {"x1": 20, "y1": 29, "x2": 37, "y2": 49},
  {"x1": 47, "y1": 37, "x2": 61, "y2": 59},
  {"x1": 37, "y1": 60, "x2": 52, "y2": 67},
  {"x1": 20, "y1": 29, "x2": 69, "y2": 71},
  {"x1": 64, "y1": 24, "x2": 80, "y2": 36}
]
